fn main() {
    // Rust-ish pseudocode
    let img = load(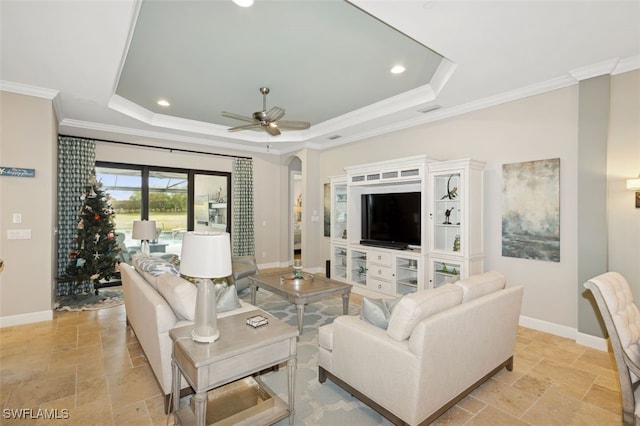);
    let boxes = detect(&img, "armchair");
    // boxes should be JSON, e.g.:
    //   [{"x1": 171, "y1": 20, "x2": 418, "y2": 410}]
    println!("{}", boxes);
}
[
  {"x1": 584, "y1": 272, "x2": 640, "y2": 426},
  {"x1": 228, "y1": 255, "x2": 258, "y2": 292}
]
